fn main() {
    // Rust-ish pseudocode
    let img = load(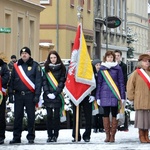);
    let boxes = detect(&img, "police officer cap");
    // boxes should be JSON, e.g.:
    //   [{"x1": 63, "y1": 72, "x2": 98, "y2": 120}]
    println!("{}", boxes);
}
[
  {"x1": 11, "y1": 55, "x2": 16, "y2": 59},
  {"x1": 20, "y1": 47, "x2": 31, "y2": 56}
]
